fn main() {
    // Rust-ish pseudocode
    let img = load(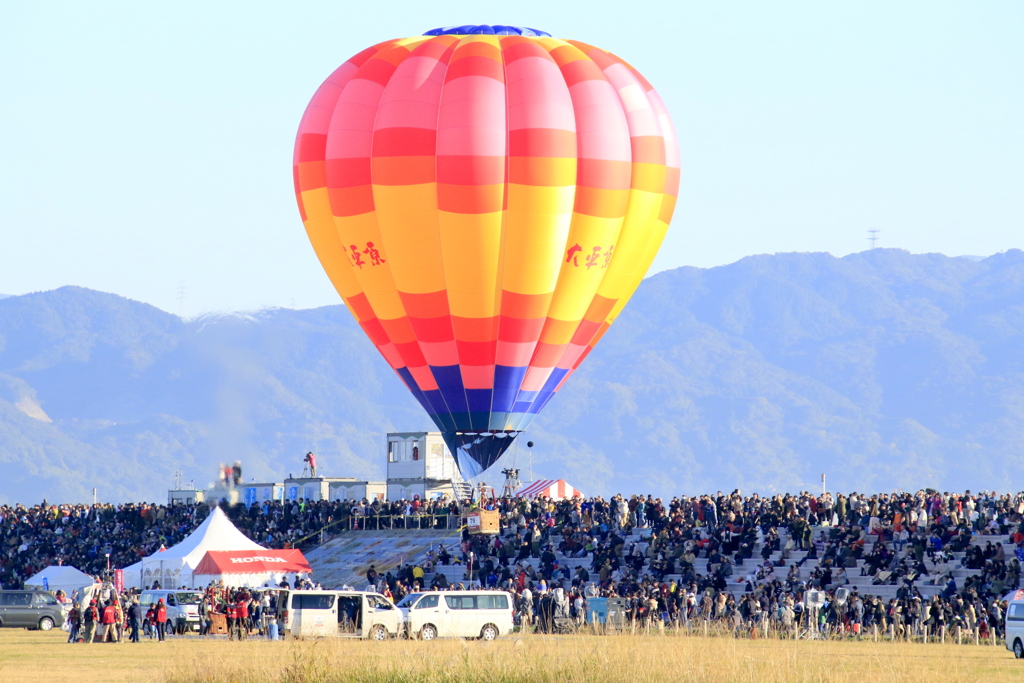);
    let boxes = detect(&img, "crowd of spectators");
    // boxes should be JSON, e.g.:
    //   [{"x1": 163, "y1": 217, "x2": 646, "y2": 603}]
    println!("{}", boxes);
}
[
  {"x1": 368, "y1": 490, "x2": 1024, "y2": 639},
  {"x1": 0, "y1": 499, "x2": 345, "y2": 589},
  {"x1": 0, "y1": 496, "x2": 463, "y2": 589},
  {"x1": 4, "y1": 489, "x2": 1024, "y2": 641}
]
